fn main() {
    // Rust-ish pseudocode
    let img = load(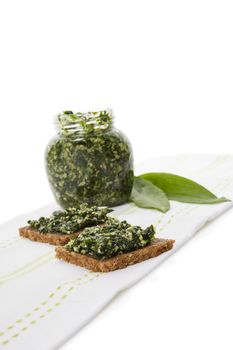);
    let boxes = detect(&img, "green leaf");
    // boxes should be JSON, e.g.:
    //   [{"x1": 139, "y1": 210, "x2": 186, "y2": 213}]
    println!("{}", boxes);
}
[
  {"x1": 139, "y1": 173, "x2": 231, "y2": 204},
  {"x1": 131, "y1": 177, "x2": 170, "y2": 212}
]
